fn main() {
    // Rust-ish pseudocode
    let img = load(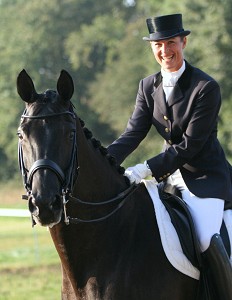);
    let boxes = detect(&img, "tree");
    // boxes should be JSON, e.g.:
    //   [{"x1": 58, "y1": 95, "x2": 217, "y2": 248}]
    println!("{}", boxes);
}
[{"x1": 0, "y1": 0, "x2": 135, "y2": 181}]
